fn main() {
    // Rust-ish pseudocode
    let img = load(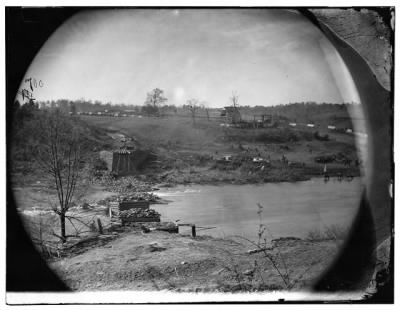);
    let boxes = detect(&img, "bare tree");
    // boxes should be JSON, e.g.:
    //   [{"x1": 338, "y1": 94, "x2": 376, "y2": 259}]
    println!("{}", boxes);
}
[
  {"x1": 230, "y1": 91, "x2": 239, "y2": 107},
  {"x1": 226, "y1": 91, "x2": 242, "y2": 124},
  {"x1": 201, "y1": 101, "x2": 210, "y2": 121},
  {"x1": 144, "y1": 88, "x2": 168, "y2": 116},
  {"x1": 186, "y1": 98, "x2": 200, "y2": 126},
  {"x1": 34, "y1": 110, "x2": 85, "y2": 243}
]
